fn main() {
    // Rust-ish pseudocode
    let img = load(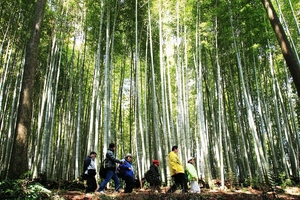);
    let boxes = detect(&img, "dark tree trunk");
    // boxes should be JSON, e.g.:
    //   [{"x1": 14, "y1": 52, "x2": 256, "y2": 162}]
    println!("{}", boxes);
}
[
  {"x1": 8, "y1": 0, "x2": 47, "y2": 179},
  {"x1": 261, "y1": 0, "x2": 300, "y2": 98}
]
